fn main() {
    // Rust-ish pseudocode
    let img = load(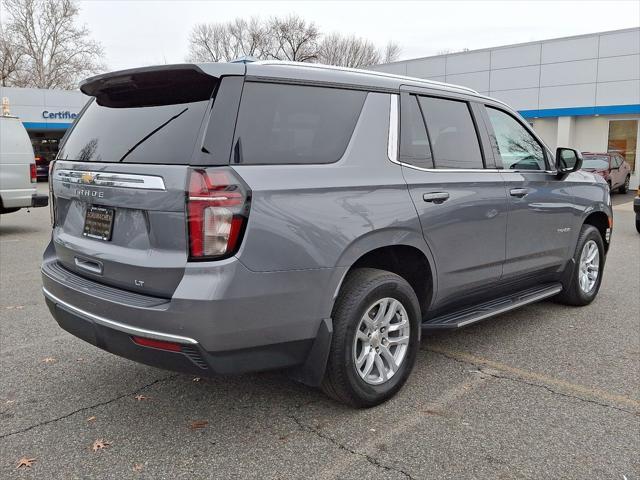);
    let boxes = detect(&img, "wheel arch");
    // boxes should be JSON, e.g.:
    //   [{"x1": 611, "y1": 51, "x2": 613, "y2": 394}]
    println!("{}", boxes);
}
[
  {"x1": 333, "y1": 240, "x2": 435, "y2": 320},
  {"x1": 583, "y1": 210, "x2": 611, "y2": 252}
]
